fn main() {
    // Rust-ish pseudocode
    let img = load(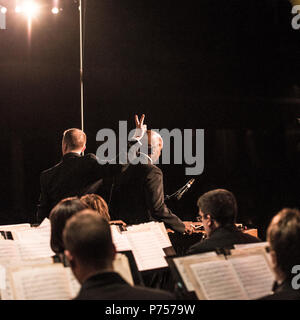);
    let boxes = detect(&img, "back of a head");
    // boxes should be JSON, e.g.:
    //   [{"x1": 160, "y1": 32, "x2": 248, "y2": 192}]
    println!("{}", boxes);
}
[
  {"x1": 63, "y1": 209, "x2": 114, "y2": 268},
  {"x1": 198, "y1": 189, "x2": 238, "y2": 226},
  {"x1": 267, "y1": 208, "x2": 300, "y2": 280},
  {"x1": 62, "y1": 128, "x2": 86, "y2": 152},
  {"x1": 80, "y1": 194, "x2": 110, "y2": 222},
  {"x1": 49, "y1": 197, "x2": 87, "y2": 254}
]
